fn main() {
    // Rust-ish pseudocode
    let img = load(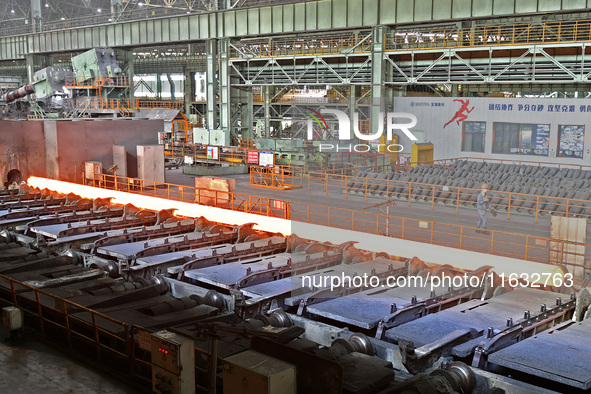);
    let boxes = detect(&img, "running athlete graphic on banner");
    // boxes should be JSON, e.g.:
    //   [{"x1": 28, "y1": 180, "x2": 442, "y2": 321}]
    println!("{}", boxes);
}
[{"x1": 443, "y1": 99, "x2": 474, "y2": 128}]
